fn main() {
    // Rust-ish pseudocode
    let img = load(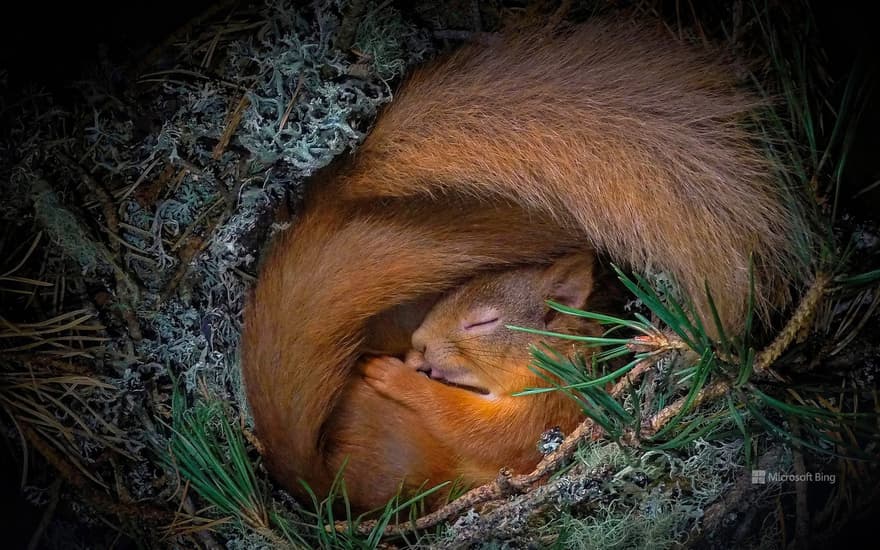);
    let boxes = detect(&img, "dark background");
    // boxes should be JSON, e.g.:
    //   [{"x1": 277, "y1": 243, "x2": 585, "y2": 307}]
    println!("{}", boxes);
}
[
  {"x1": 2, "y1": 1, "x2": 877, "y2": 207},
  {"x1": 0, "y1": 2, "x2": 215, "y2": 89}
]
